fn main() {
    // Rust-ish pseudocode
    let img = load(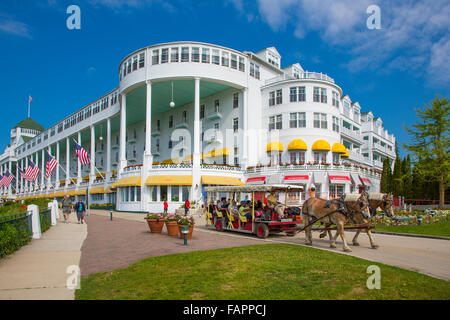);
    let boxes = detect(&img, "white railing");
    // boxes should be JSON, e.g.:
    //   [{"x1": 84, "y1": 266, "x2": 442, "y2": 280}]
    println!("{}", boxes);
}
[
  {"x1": 265, "y1": 71, "x2": 335, "y2": 86},
  {"x1": 340, "y1": 126, "x2": 363, "y2": 142}
]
